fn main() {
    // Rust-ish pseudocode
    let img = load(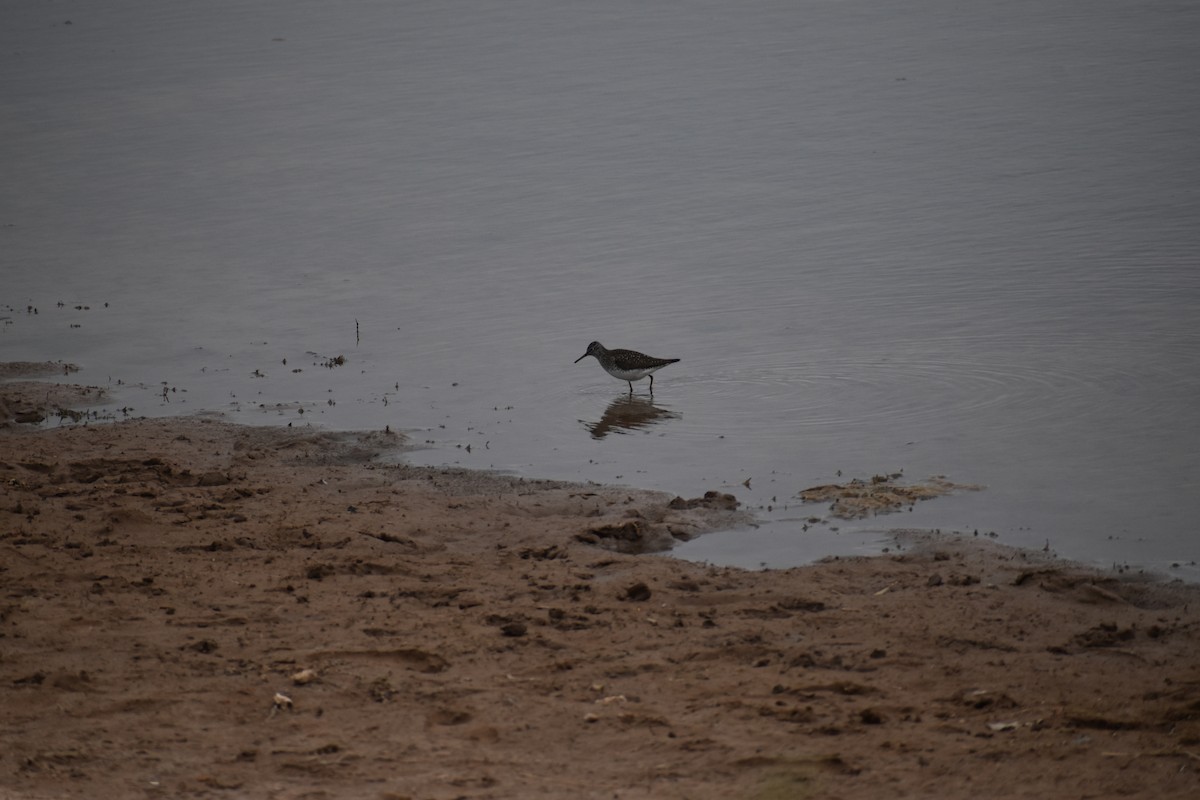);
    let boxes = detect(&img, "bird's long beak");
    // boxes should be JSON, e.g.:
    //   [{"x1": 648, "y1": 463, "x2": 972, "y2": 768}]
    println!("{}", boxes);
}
[{"x1": 574, "y1": 353, "x2": 587, "y2": 363}]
